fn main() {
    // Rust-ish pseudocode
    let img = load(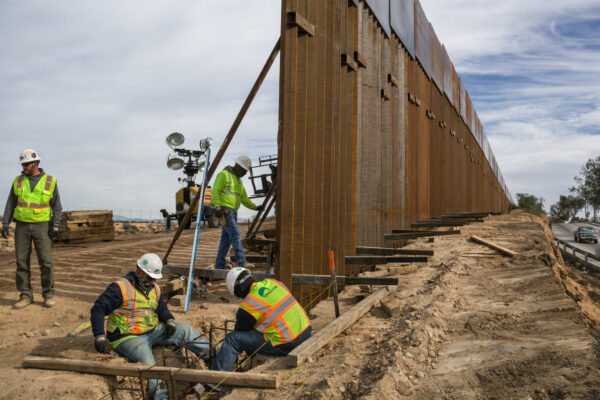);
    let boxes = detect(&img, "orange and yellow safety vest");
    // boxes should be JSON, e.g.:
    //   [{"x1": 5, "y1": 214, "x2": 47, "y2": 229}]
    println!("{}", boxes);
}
[{"x1": 240, "y1": 279, "x2": 310, "y2": 346}]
